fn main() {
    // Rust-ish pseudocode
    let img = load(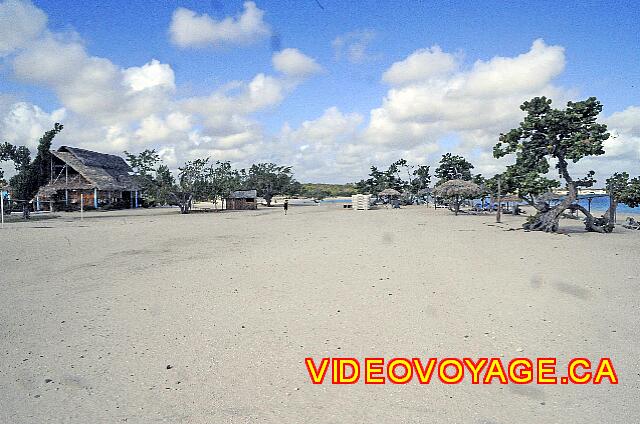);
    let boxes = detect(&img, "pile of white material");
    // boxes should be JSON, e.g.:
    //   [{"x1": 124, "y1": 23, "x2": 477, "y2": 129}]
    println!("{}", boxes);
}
[{"x1": 351, "y1": 194, "x2": 371, "y2": 210}]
